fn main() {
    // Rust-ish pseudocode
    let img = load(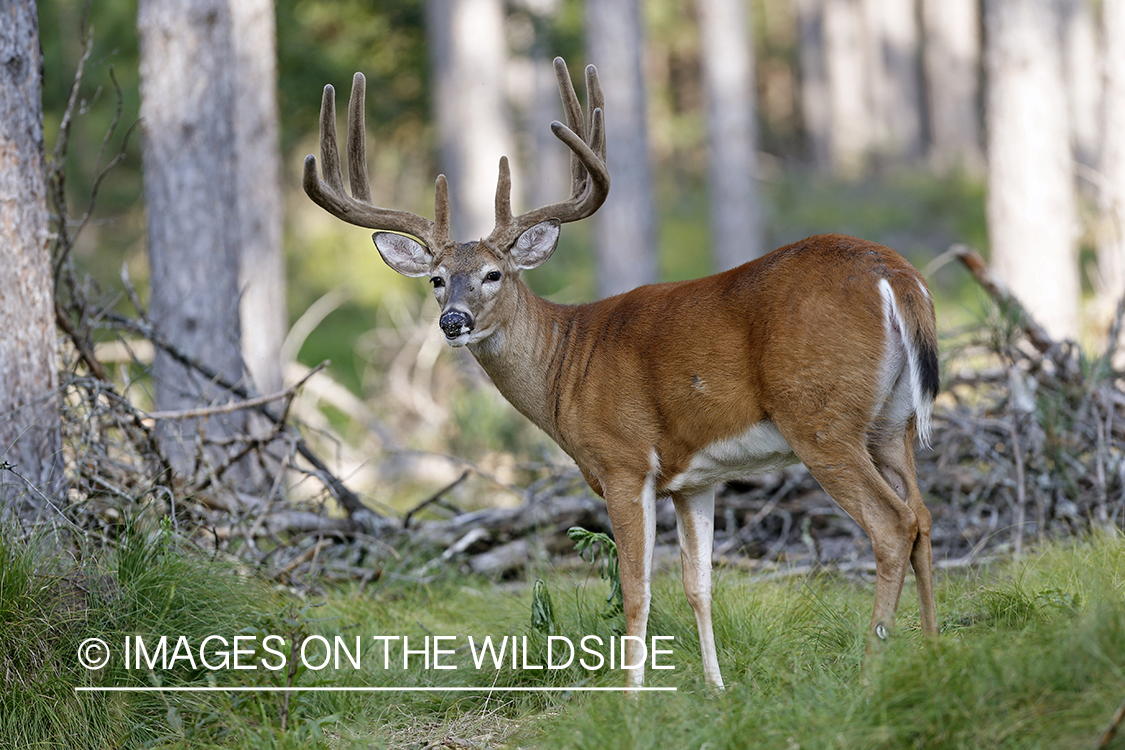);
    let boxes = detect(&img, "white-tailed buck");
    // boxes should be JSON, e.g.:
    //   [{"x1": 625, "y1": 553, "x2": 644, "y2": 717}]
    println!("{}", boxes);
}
[{"x1": 305, "y1": 58, "x2": 939, "y2": 688}]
